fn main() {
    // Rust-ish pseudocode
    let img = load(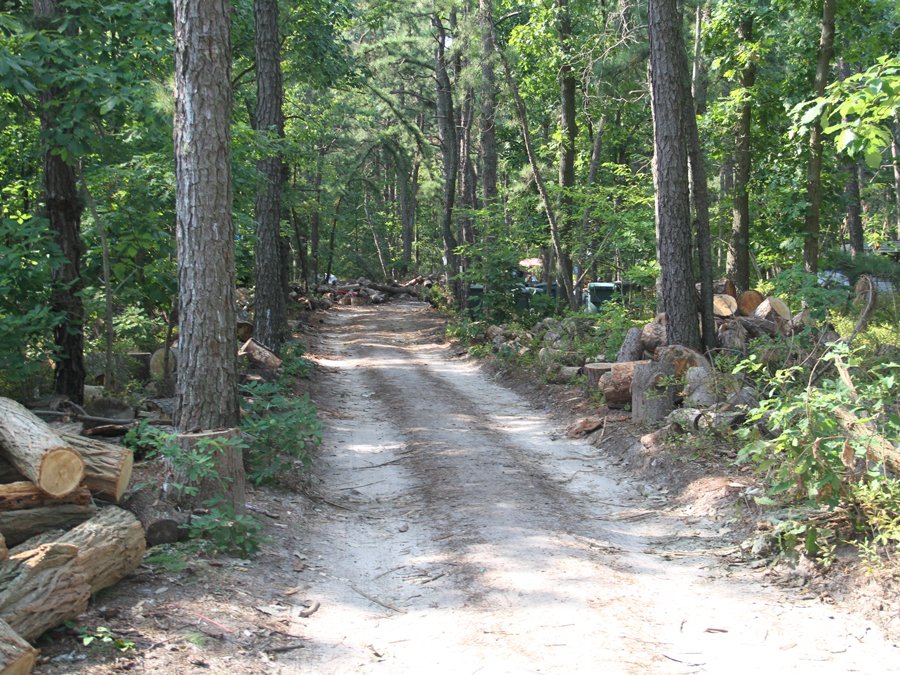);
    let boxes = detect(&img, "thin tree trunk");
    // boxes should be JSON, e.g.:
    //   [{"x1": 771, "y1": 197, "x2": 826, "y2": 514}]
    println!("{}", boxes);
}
[
  {"x1": 803, "y1": 0, "x2": 836, "y2": 274},
  {"x1": 727, "y1": 15, "x2": 756, "y2": 291},
  {"x1": 479, "y1": 0, "x2": 498, "y2": 206},
  {"x1": 174, "y1": 0, "x2": 240, "y2": 432},
  {"x1": 433, "y1": 14, "x2": 461, "y2": 304},
  {"x1": 648, "y1": 0, "x2": 701, "y2": 351},
  {"x1": 253, "y1": 0, "x2": 287, "y2": 351},
  {"x1": 892, "y1": 115, "x2": 900, "y2": 240},
  {"x1": 557, "y1": 0, "x2": 578, "y2": 309}
]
